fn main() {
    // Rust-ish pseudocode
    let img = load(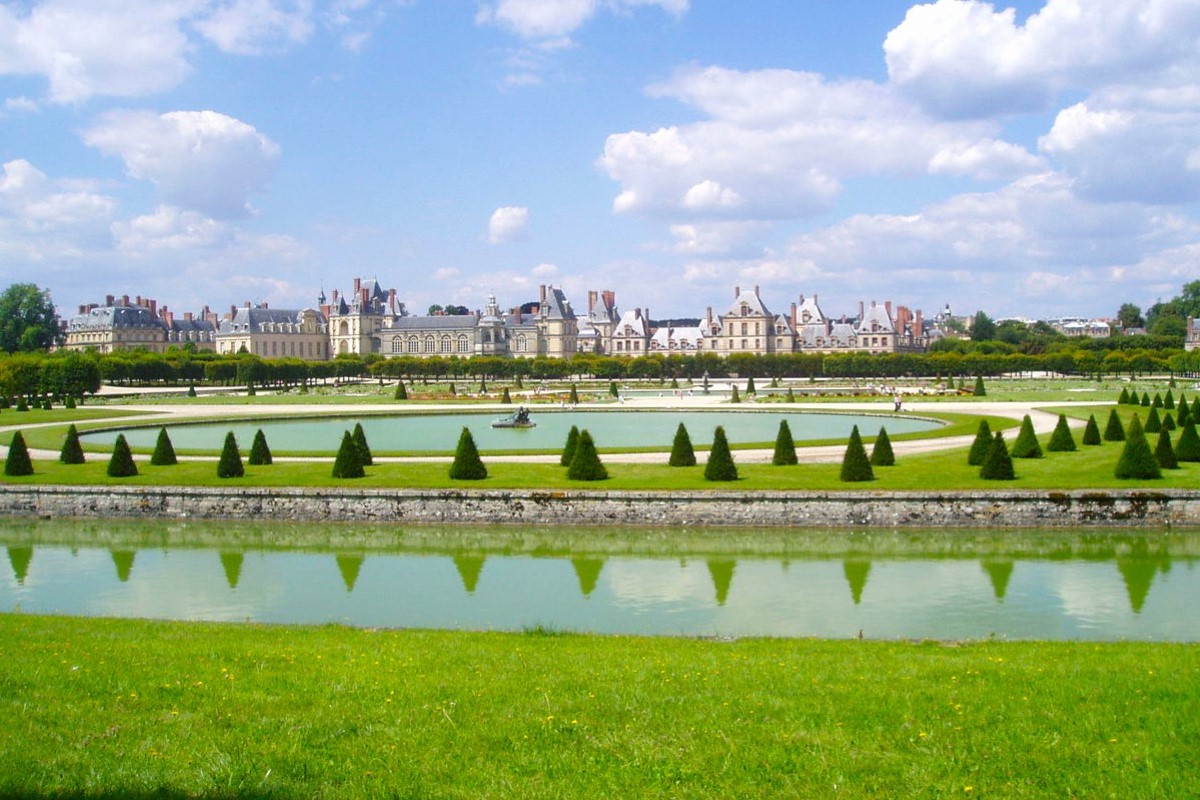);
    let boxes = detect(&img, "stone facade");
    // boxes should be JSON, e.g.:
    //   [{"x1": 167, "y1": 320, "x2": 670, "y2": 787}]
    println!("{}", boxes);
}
[
  {"x1": 1187, "y1": 317, "x2": 1199, "y2": 352},
  {"x1": 216, "y1": 305, "x2": 327, "y2": 360},
  {"x1": 63, "y1": 295, "x2": 216, "y2": 354}
]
